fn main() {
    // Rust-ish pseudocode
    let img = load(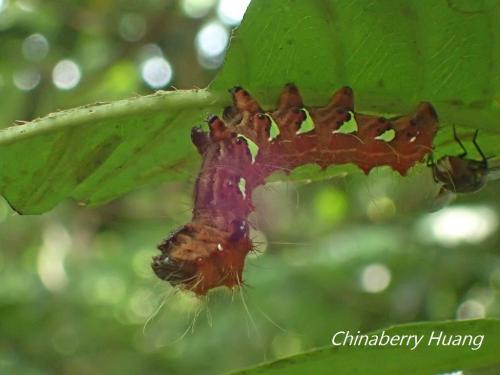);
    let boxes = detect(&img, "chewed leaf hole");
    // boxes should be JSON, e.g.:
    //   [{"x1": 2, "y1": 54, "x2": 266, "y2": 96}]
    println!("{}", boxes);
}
[
  {"x1": 336, "y1": 111, "x2": 357, "y2": 134},
  {"x1": 376, "y1": 128, "x2": 395, "y2": 142},
  {"x1": 269, "y1": 116, "x2": 280, "y2": 139},
  {"x1": 238, "y1": 177, "x2": 246, "y2": 198},
  {"x1": 240, "y1": 135, "x2": 258, "y2": 162},
  {"x1": 297, "y1": 109, "x2": 315, "y2": 134}
]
